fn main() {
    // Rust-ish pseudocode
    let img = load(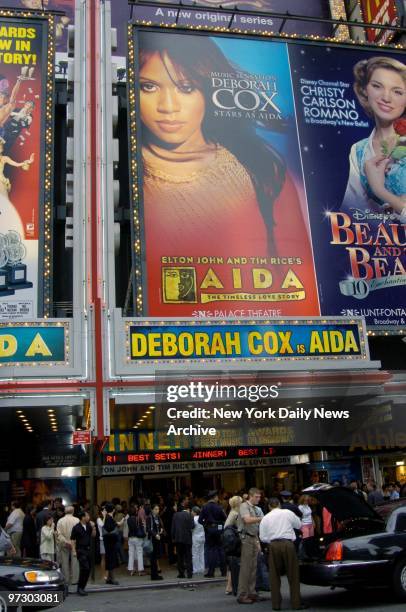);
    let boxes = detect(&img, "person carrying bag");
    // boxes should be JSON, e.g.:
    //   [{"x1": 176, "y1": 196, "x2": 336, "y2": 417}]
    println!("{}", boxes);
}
[{"x1": 127, "y1": 507, "x2": 147, "y2": 576}]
